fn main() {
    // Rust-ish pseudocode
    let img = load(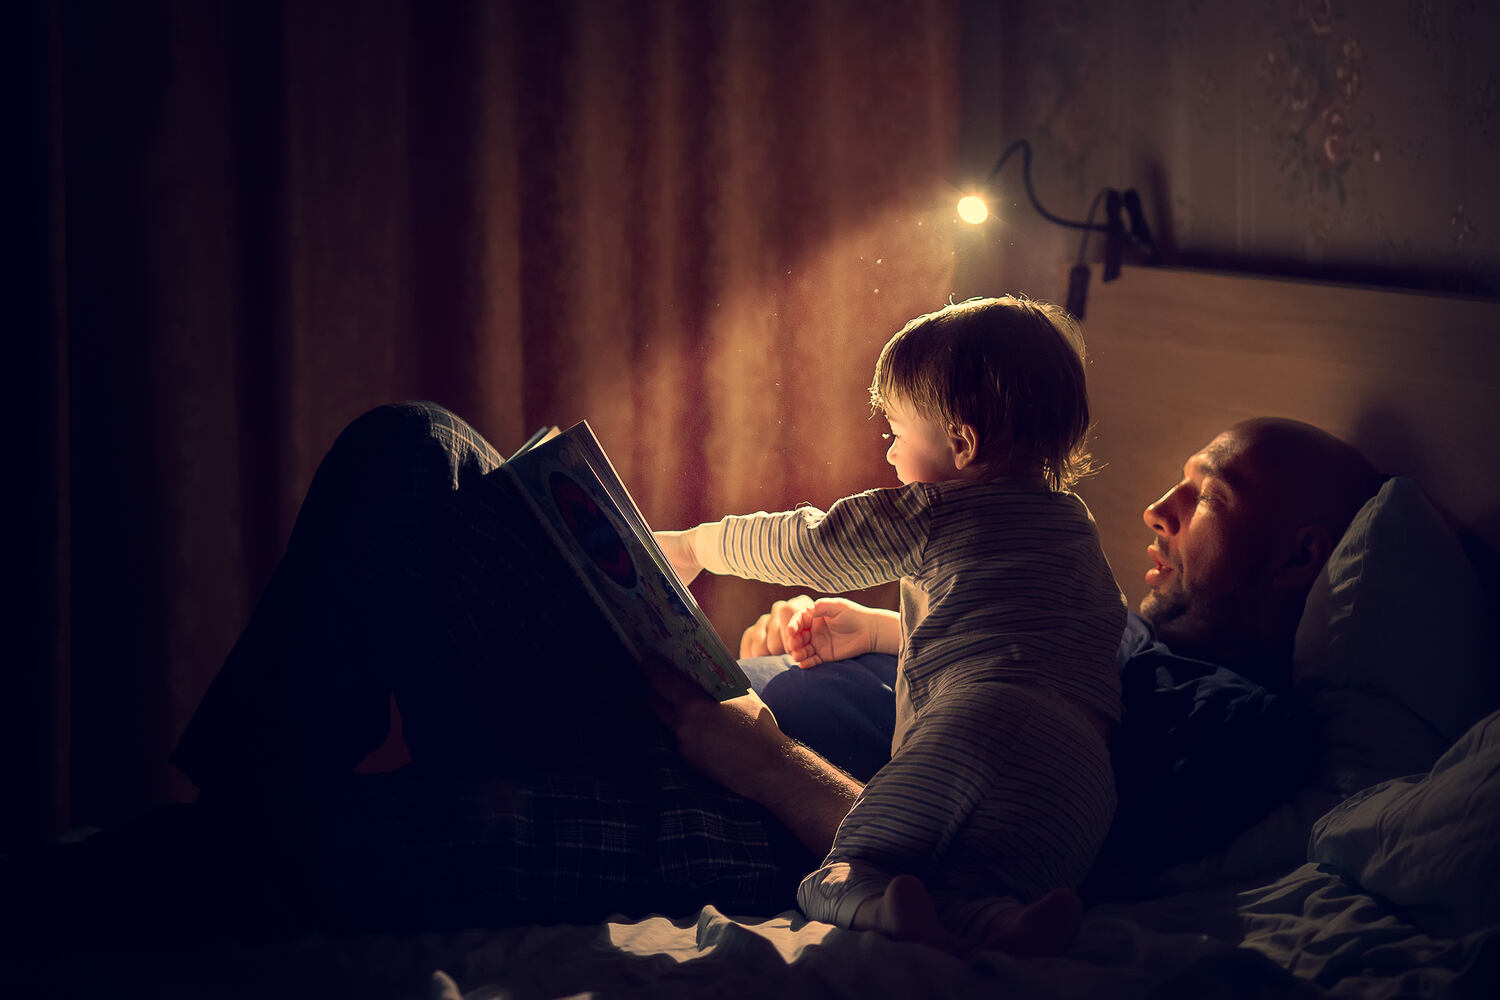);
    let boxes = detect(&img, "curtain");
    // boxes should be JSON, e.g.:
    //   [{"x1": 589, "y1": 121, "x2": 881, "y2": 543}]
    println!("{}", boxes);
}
[{"x1": 19, "y1": 0, "x2": 961, "y2": 847}]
